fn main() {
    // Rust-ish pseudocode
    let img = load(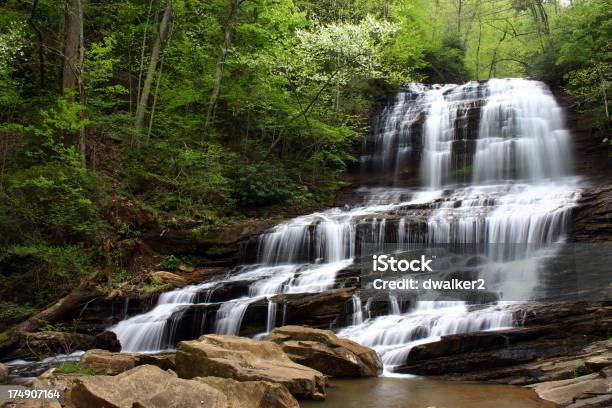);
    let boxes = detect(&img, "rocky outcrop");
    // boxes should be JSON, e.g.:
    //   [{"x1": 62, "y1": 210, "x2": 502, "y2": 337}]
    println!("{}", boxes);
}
[
  {"x1": 570, "y1": 183, "x2": 612, "y2": 242},
  {"x1": 270, "y1": 287, "x2": 355, "y2": 329},
  {"x1": 528, "y1": 369, "x2": 612, "y2": 408},
  {"x1": 264, "y1": 326, "x2": 382, "y2": 377},
  {"x1": 70, "y1": 365, "x2": 227, "y2": 408},
  {"x1": 80, "y1": 349, "x2": 175, "y2": 375},
  {"x1": 395, "y1": 302, "x2": 612, "y2": 385},
  {"x1": 197, "y1": 376, "x2": 299, "y2": 408},
  {"x1": 143, "y1": 217, "x2": 283, "y2": 262},
  {"x1": 70, "y1": 364, "x2": 299, "y2": 408},
  {"x1": 175, "y1": 335, "x2": 327, "y2": 400}
]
